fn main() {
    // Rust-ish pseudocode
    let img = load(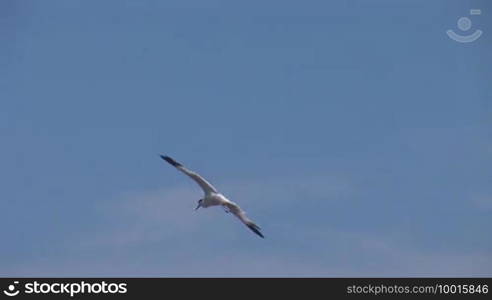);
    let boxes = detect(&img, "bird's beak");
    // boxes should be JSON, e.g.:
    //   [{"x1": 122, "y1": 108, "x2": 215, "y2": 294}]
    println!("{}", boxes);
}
[{"x1": 195, "y1": 203, "x2": 201, "y2": 210}]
